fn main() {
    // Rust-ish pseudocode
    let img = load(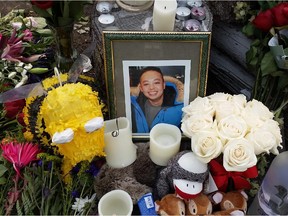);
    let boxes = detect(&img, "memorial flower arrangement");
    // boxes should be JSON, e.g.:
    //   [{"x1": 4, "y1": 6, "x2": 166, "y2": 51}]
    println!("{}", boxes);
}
[
  {"x1": 181, "y1": 92, "x2": 283, "y2": 192},
  {"x1": 0, "y1": 137, "x2": 104, "y2": 215},
  {"x1": 0, "y1": 9, "x2": 54, "y2": 89},
  {"x1": 0, "y1": 73, "x2": 106, "y2": 215},
  {"x1": 241, "y1": 1, "x2": 288, "y2": 121}
]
